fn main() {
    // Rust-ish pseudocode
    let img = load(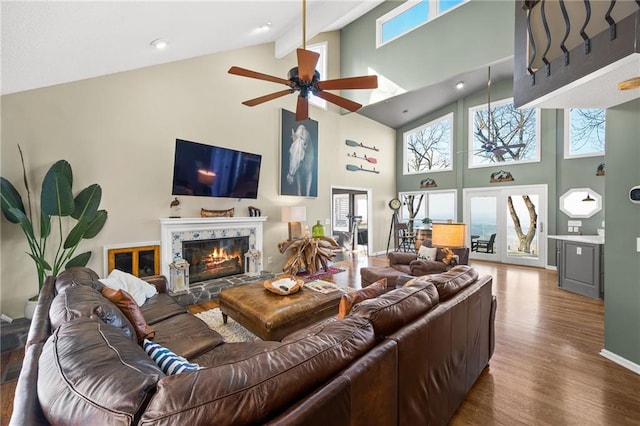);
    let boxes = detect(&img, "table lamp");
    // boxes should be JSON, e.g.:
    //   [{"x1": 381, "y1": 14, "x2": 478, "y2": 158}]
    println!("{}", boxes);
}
[
  {"x1": 432, "y1": 221, "x2": 466, "y2": 265},
  {"x1": 281, "y1": 206, "x2": 307, "y2": 240}
]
